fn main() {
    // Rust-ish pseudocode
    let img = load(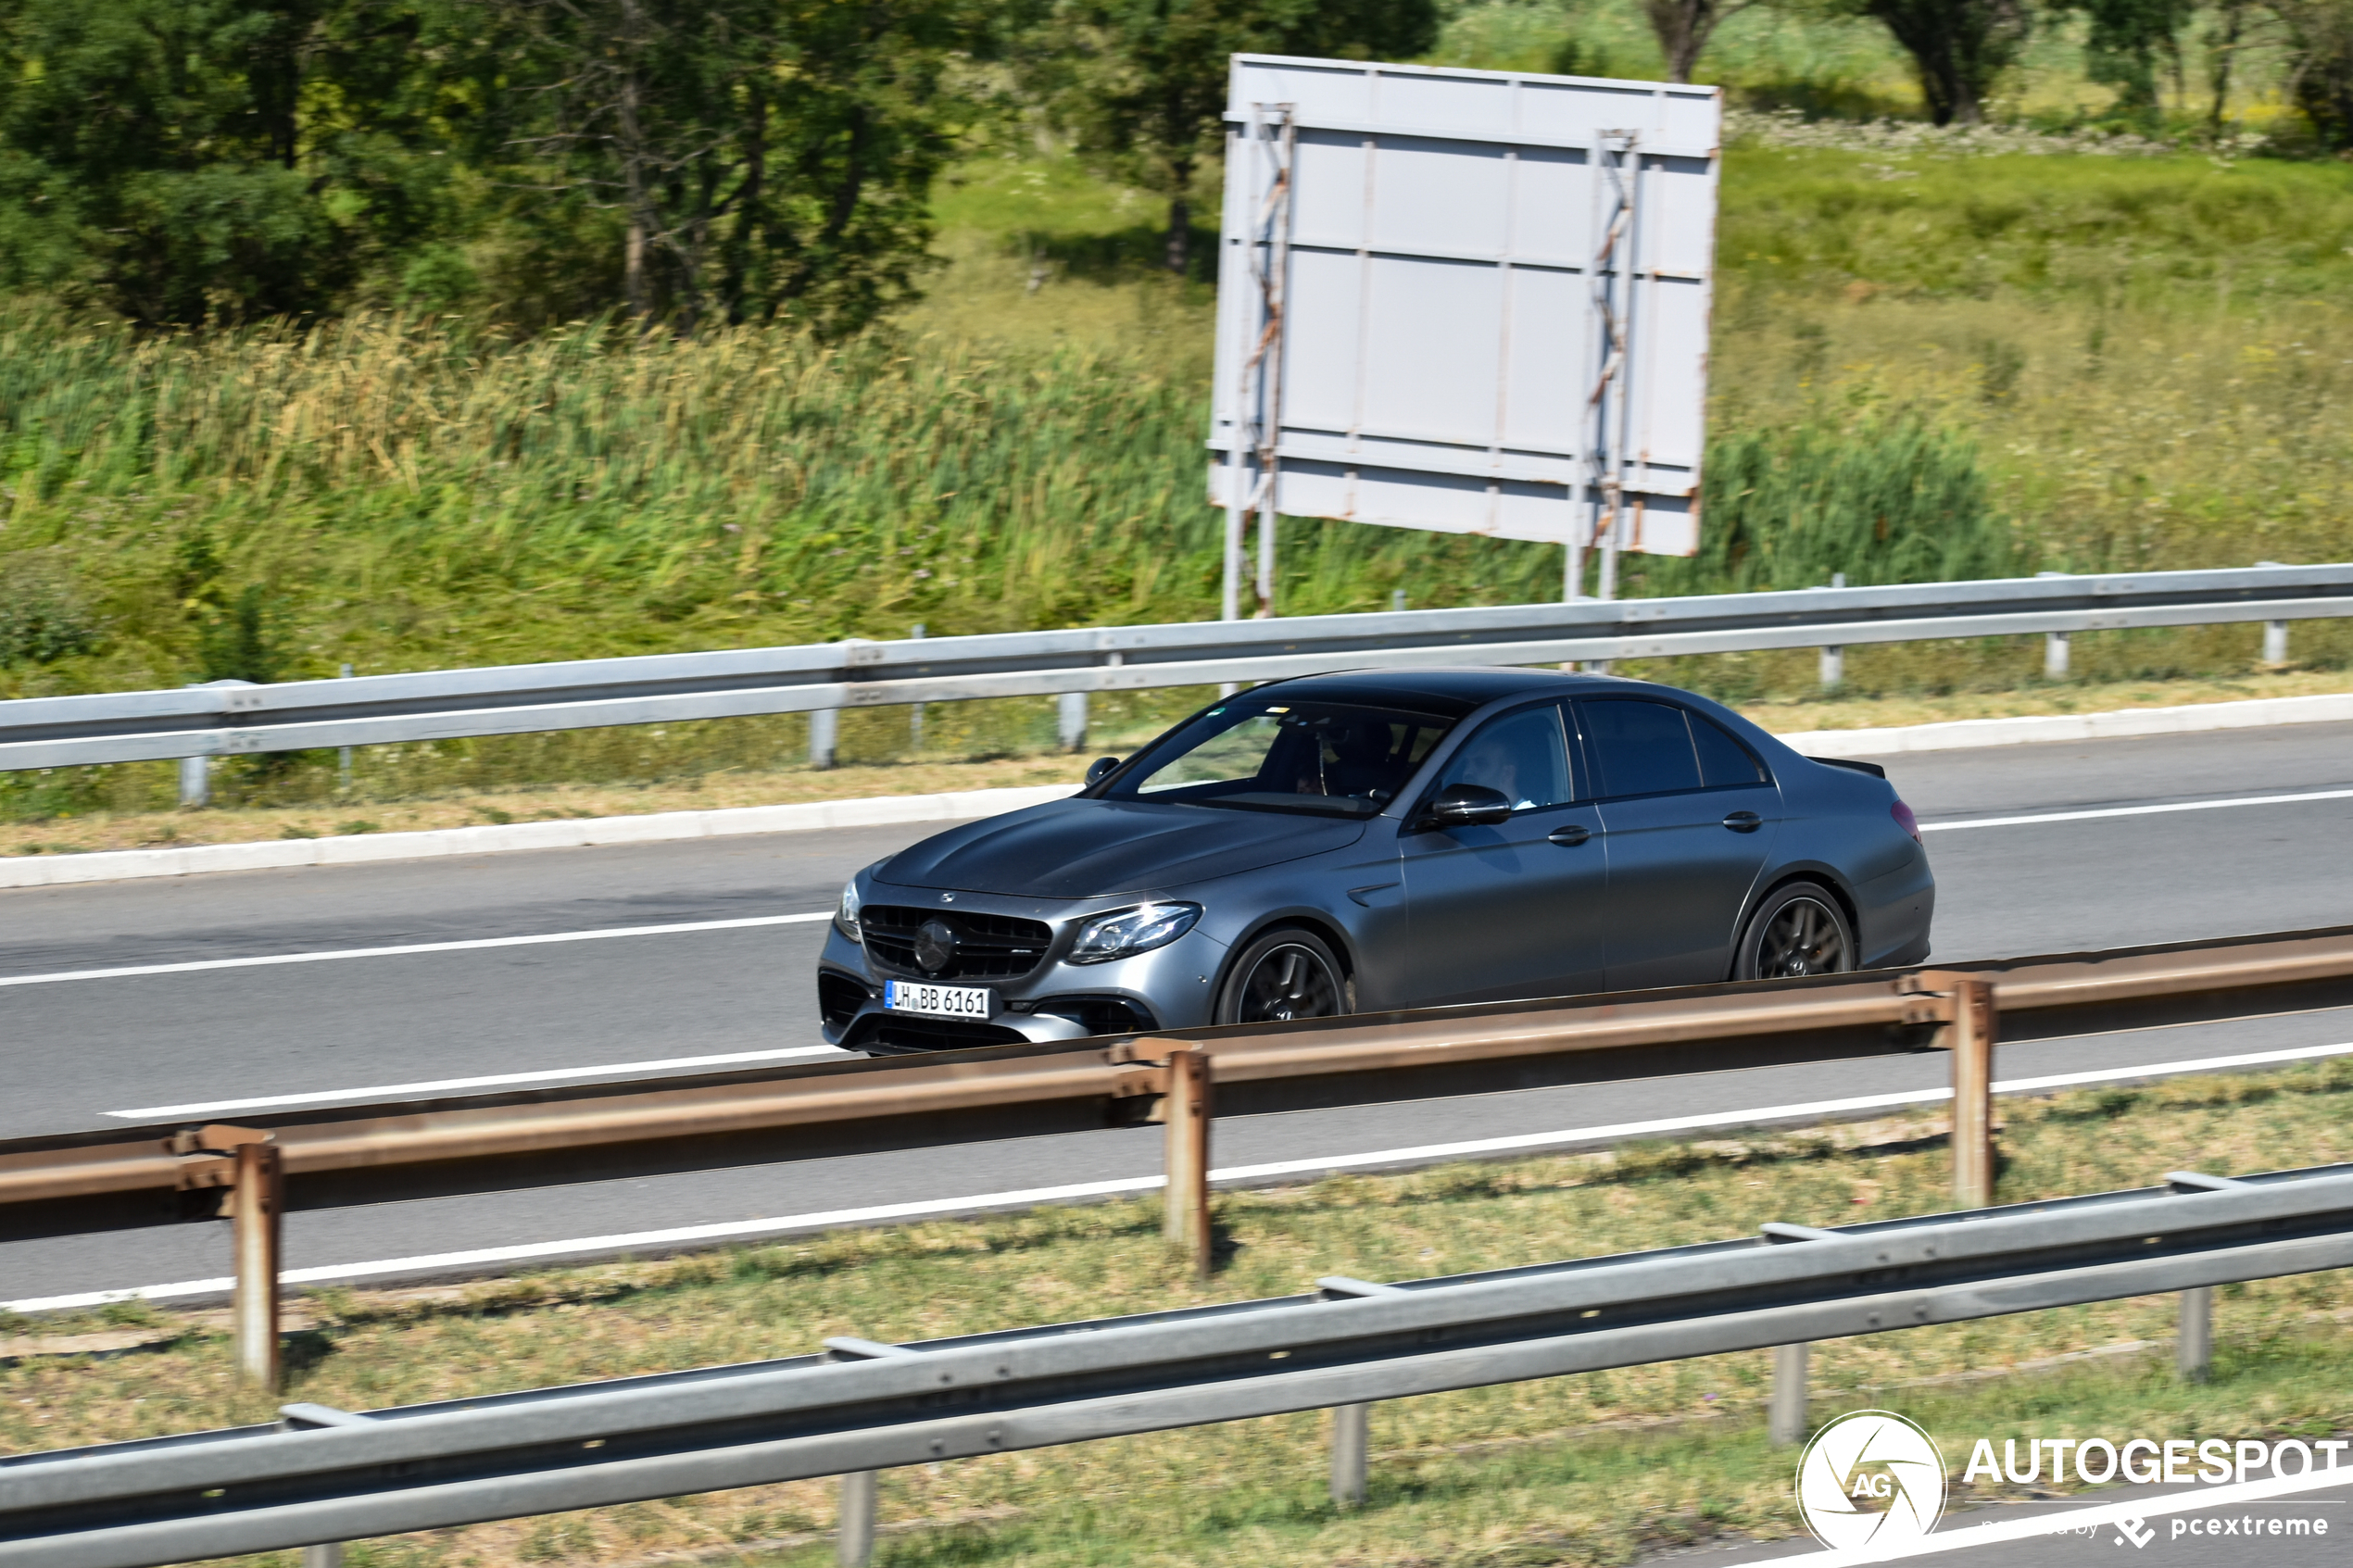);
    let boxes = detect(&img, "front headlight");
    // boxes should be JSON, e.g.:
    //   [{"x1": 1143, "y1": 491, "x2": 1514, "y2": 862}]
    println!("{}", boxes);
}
[
  {"x1": 835, "y1": 878, "x2": 863, "y2": 944},
  {"x1": 1068, "y1": 902, "x2": 1202, "y2": 965}
]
